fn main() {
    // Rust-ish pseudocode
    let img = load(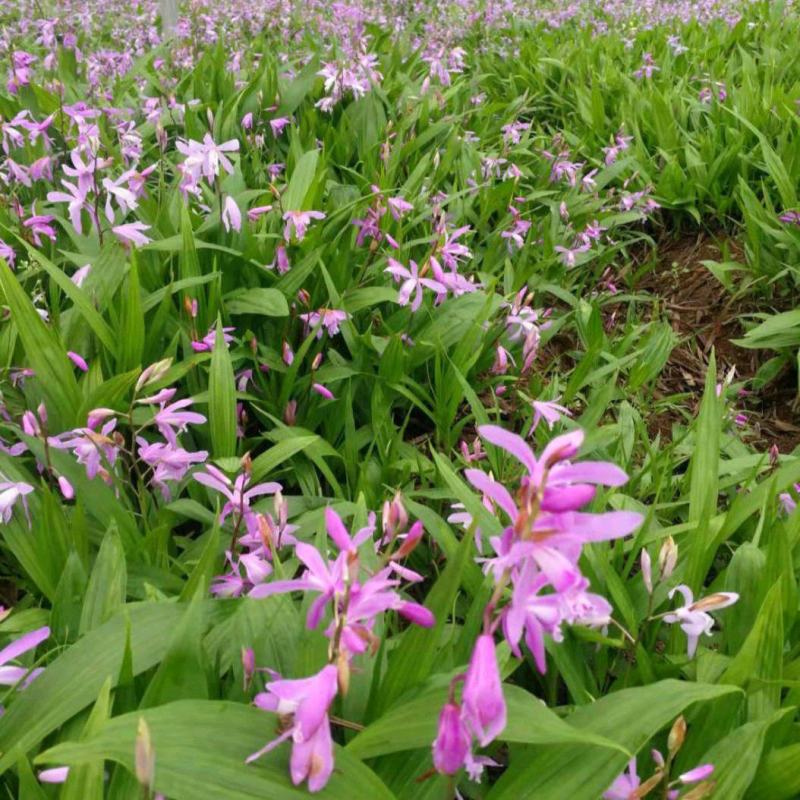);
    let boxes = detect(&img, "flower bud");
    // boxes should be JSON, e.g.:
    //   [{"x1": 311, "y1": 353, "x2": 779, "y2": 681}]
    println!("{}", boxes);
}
[
  {"x1": 668, "y1": 715, "x2": 686, "y2": 757},
  {"x1": 680, "y1": 764, "x2": 714, "y2": 784},
  {"x1": 134, "y1": 717, "x2": 155, "y2": 791},
  {"x1": 135, "y1": 358, "x2": 173, "y2": 392},
  {"x1": 283, "y1": 400, "x2": 297, "y2": 426},
  {"x1": 641, "y1": 548, "x2": 653, "y2": 594},
  {"x1": 658, "y1": 536, "x2": 678, "y2": 581},
  {"x1": 242, "y1": 647, "x2": 255, "y2": 691},
  {"x1": 36, "y1": 402, "x2": 47, "y2": 425},
  {"x1": 21, "y1": 410, "x2": 40, "y2": 436},
  {"x1": 311, "y1": 352, "x2": 323, "y2": 371},
  {"x1": 57, "y1": 475, "x2": 74, "y2": 500},
  {"x1": 432, "y1": 702, "x2": 470, "y2": 775},
  {"x1": 336, "y1": 650, "x2": 350, "y2": 696},
  {"x1": 681, "y1": 782, "x2": 717, "y2": 800}
]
